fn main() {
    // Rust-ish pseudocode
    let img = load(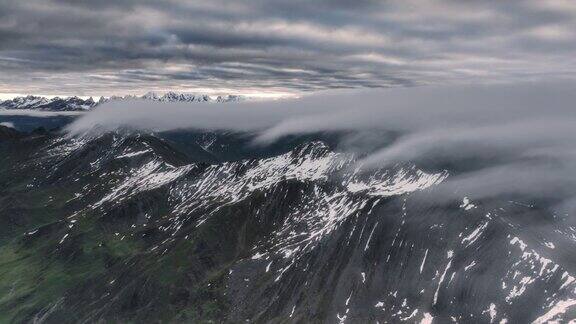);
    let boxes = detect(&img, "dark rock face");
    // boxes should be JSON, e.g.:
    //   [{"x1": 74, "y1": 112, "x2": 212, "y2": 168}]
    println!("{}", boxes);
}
[
  {"x1": 0, "y1": 129, "x2": 574, "y2": 323},
  {"x1": 0, "y1": 125, "x2": 24, "y2": 141}
]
